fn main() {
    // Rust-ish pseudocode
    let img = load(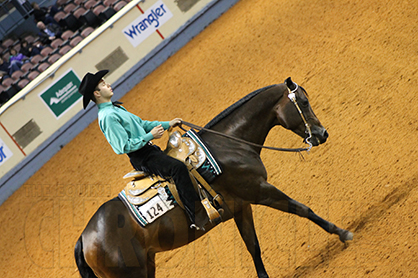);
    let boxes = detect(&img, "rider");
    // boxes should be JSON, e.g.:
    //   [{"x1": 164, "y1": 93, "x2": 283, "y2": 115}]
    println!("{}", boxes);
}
[{"x1": 78, "y1": 69, "x2": 209, "y2": 230}]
